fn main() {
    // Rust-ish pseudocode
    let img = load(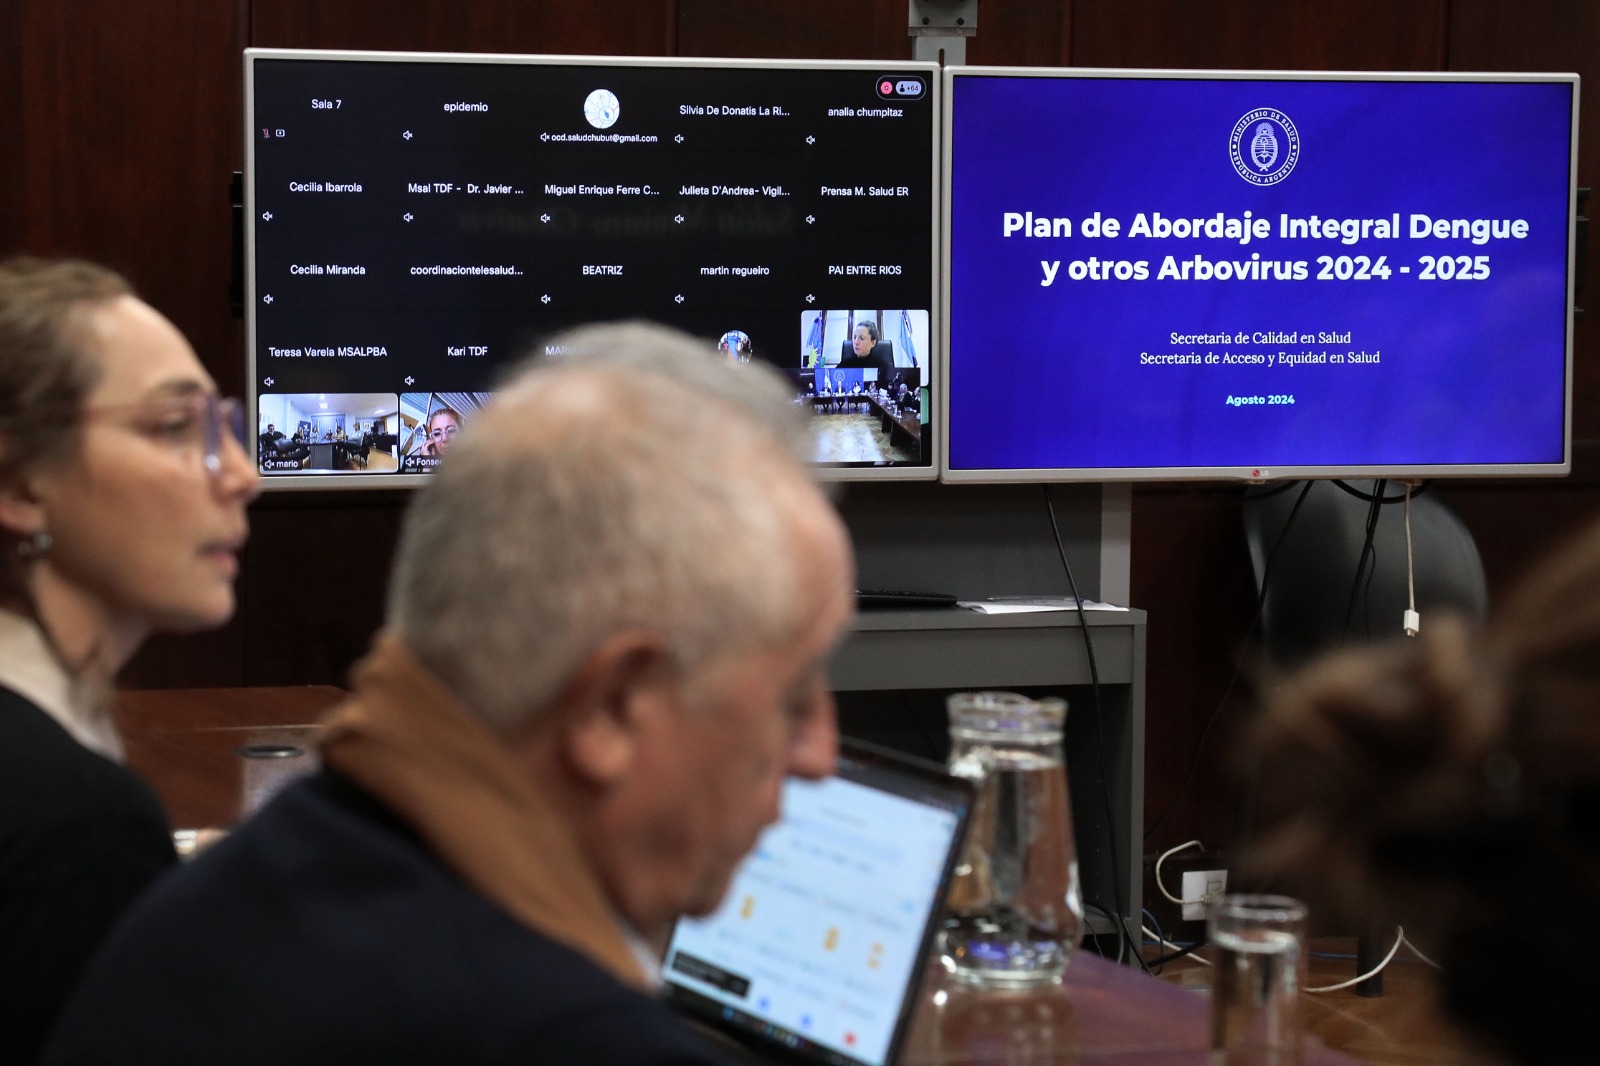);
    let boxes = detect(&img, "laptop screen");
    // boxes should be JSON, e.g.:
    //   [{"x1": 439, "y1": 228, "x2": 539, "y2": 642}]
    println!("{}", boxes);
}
[{"x1": 663, "y1": 744, "x2": 970, "y2": 1066}]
